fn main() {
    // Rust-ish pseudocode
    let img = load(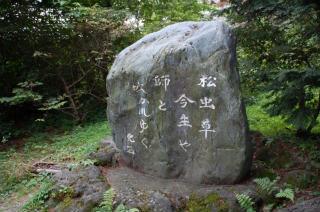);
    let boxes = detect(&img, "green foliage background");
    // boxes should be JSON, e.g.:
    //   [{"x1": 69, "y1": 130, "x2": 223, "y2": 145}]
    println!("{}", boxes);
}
[
  {"x1": 1, "y1": 1, "x2": 320, "y2": 210},
  {"x1": 0, "y1": 0, "x2": 211, "y2": 140},
  {"x1": 226, "y1": 0, "x2": 320, "y2": 136},
  {"x1": 0, "y1": 0, "x2": 319, "y2": 139}
]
